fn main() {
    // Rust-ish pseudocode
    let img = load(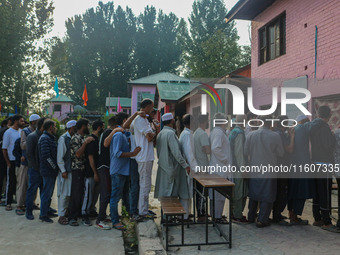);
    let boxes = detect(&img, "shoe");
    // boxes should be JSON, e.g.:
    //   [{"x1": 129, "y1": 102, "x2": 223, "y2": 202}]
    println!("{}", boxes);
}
[
  {"x1": 148, "y1": 210, "x2": 156, "y2": 216},
  {"x1": 131, "y1": 214, "x2": 144, "y2": 222},
  {"x1": 89, "y1": 211, "x2": 98, "y2": 218},
  {"x1": 313, "y1": 220, "x2": 324, "y2": 227},
  {"x1": 48, "y1": 212, "x2": 58, "y2": 218},
  {"x1": 58, "y1": 216, "x2": 69, "y2": 225},
  {"x1": 290, "y1": 218, "x2": 308, "y2": 225},
  {"x1": 49, "y1": 207, "x2": 57, "y2": 214},
  {"x1": 232, "y1": 216, "x2": 249, "y2": 223},
  {"x1": 16, "y1": 209, "x2": 25, "y2": 216},
  {"x1": 69, "y1": 219, "x2": 79, "y2": 226},
  {"x1": 256, "y1": 221, "x2": 271, "y2": 228},
  {"x1": 33, "y1": 204, "x2": 40, "y2": 210},
  {"x1": 321, "y1": 224, "x2": 340, "y2": 233},
  {"x1": 39, "y1": 216, "x2": 53, "y2": 223},
  {"x1": 5, "y1": 205, "x2": 12, "y2": 211},
  {"x1": 96, "y1": 221, "x2": 111, "y2": 230},
  {"x1": 26, "y1": 213, "x2": 34, "y2": 220},
  {"x1": 82, "y1": 217, "x2": 92, "y2": 226}
]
